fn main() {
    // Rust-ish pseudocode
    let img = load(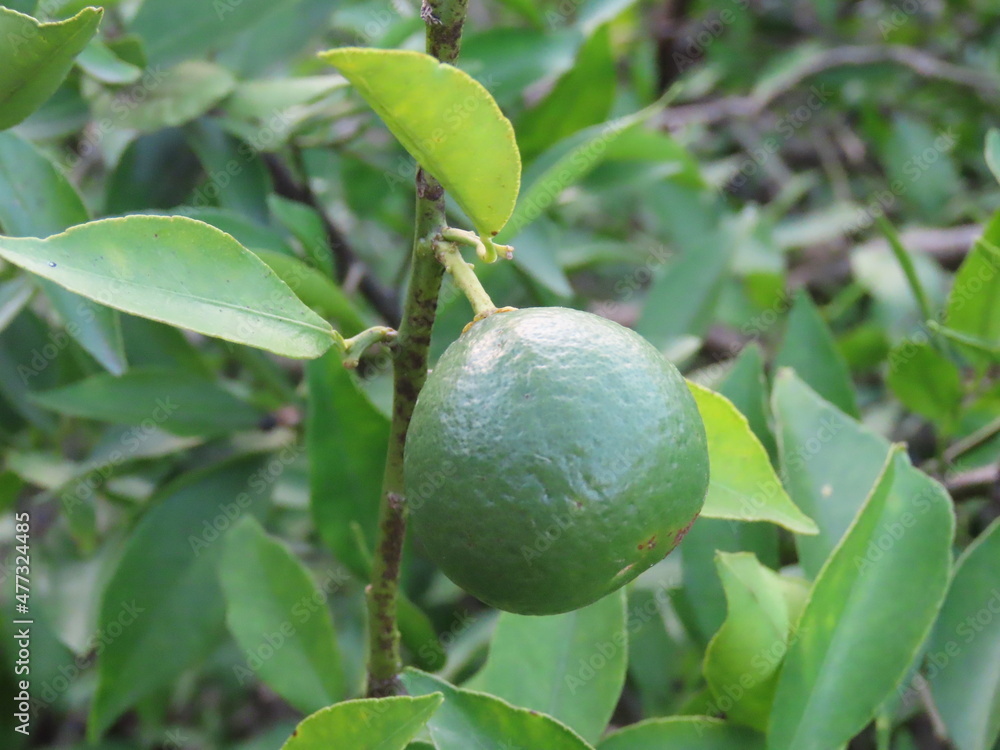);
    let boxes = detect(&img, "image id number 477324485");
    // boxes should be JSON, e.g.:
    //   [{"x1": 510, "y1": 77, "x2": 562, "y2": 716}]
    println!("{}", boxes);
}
[{"x1": 13, "y1": 511, "x2": 31, "y2": 737}]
